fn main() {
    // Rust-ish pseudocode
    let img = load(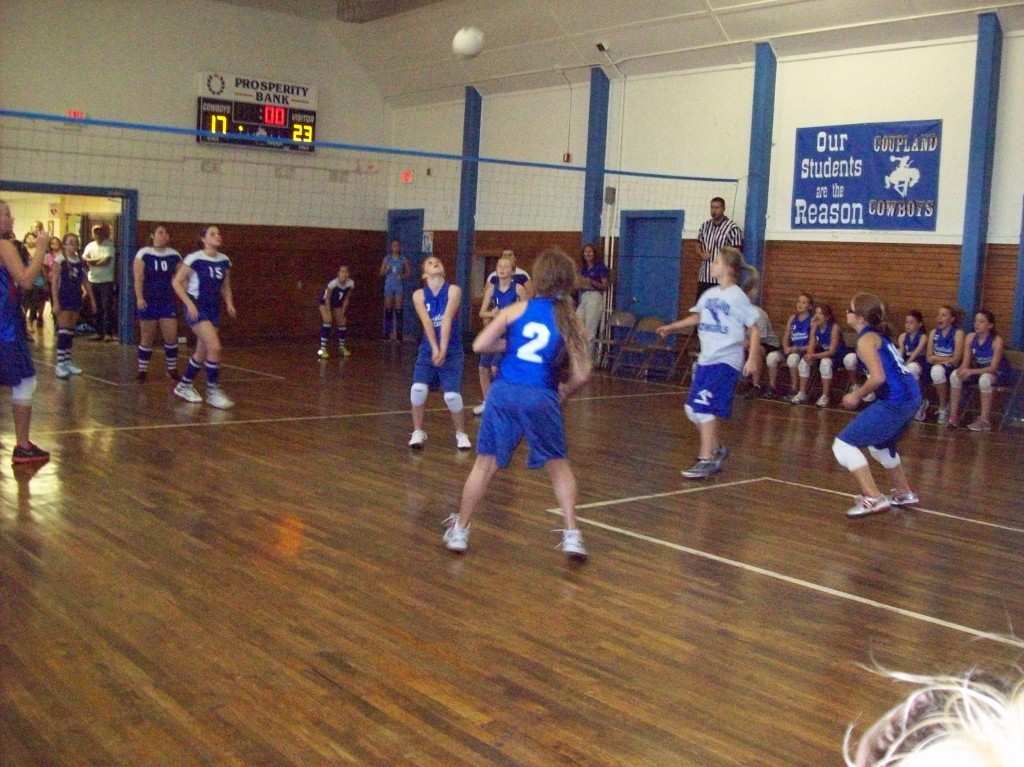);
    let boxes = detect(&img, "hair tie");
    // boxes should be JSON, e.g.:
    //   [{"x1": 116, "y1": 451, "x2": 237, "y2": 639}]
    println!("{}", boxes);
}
[{"x1": 555, "y1": 292, "x2": 565, "y2": 300}]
